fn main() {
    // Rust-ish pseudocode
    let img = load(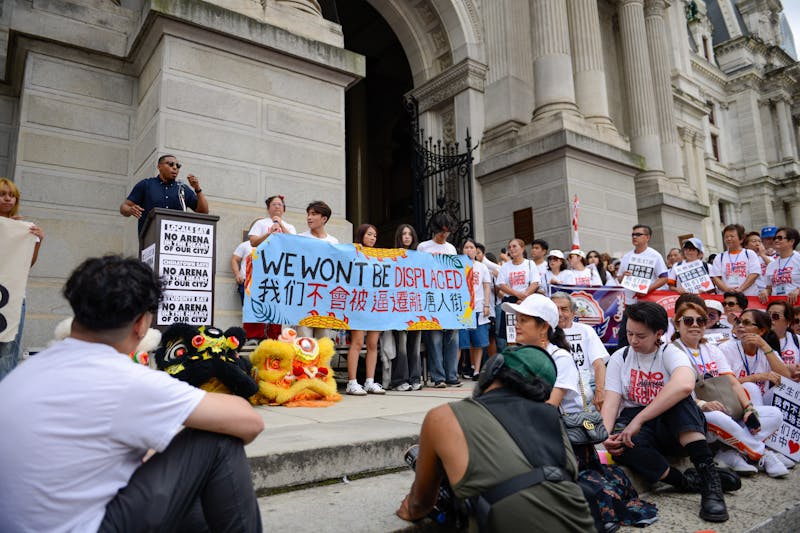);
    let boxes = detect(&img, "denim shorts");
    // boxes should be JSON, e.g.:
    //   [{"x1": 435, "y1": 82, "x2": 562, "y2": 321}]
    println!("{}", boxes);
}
[{"x1": 459, "y1": 321, "x2": 490, "y2": 349}]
